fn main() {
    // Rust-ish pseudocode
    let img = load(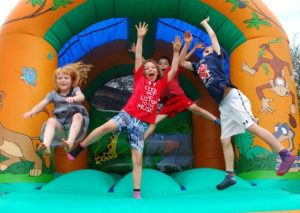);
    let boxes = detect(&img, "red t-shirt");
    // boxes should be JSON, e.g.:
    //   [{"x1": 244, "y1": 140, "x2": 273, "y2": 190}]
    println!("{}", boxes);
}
[
  {"x1": 123, "y1": 65, "x2": 168, "y2": 124},
  {"x1": 160, "y1": 66, "x2": 185, "y2": 101}
]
